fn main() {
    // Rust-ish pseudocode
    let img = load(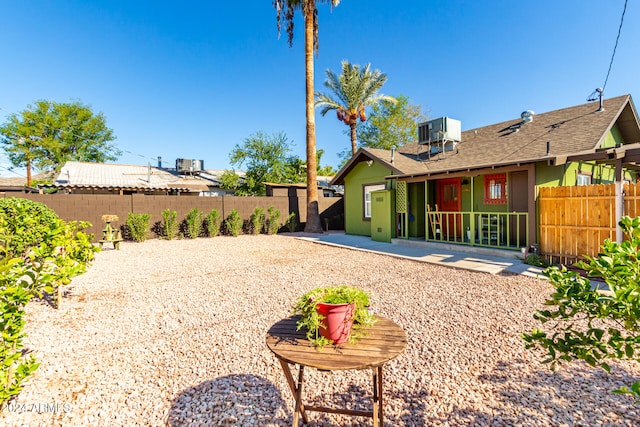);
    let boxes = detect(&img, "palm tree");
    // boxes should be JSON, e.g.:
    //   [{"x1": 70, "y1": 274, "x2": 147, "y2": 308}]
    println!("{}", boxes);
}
[
  {"x1": 274, "y1": 0, "x2": 340, "y2": 233},
  {"x1": 315, "y1": 61, "x2": 396, "y2": 155}
]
